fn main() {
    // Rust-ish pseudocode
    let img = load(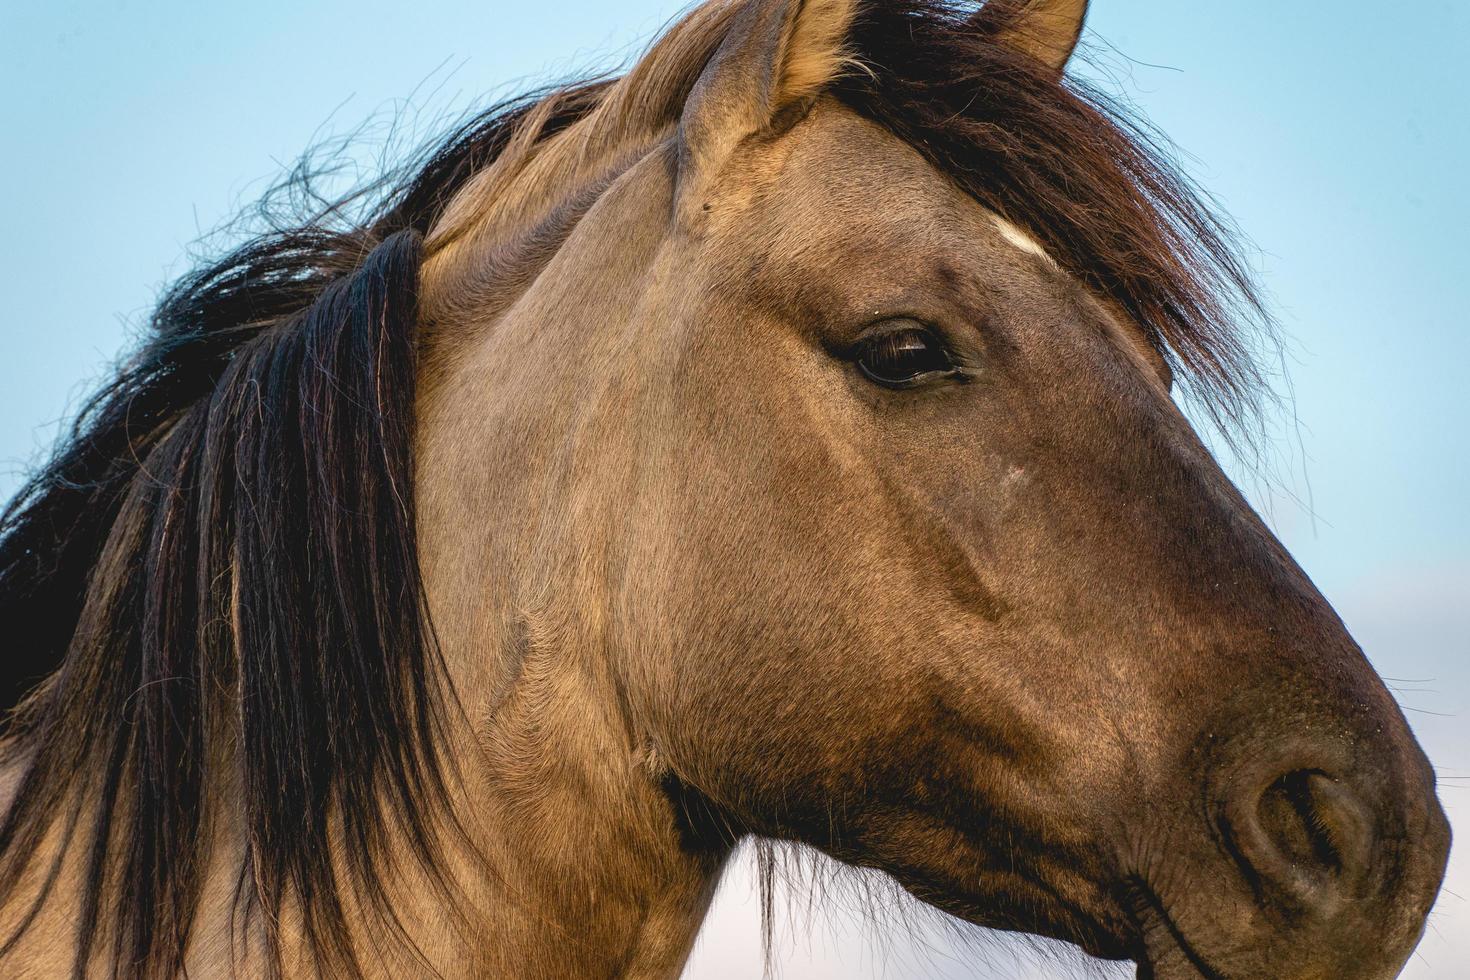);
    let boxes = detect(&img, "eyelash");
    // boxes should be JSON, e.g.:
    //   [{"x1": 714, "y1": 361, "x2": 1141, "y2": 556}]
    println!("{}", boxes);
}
[{"x1": 849, "y1": 321, "x2": 964, "y2": 388}]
